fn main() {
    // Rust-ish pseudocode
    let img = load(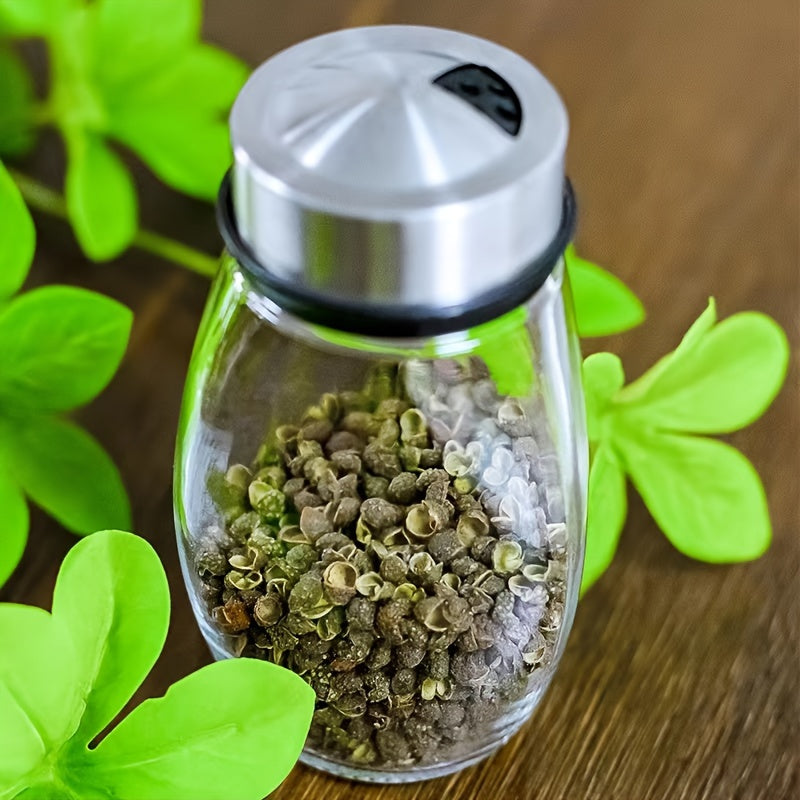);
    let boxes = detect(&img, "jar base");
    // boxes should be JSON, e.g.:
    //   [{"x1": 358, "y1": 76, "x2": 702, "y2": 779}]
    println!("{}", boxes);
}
[
  {"x1": 183, "y1": 531, "x2": 554, "y2": 785},
  {"x1": 197, "y1": 624, "x2": 542, "y2": 784},
  {"x1": 298, "y1": 736, "x2": 507, "y2": 784}
]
